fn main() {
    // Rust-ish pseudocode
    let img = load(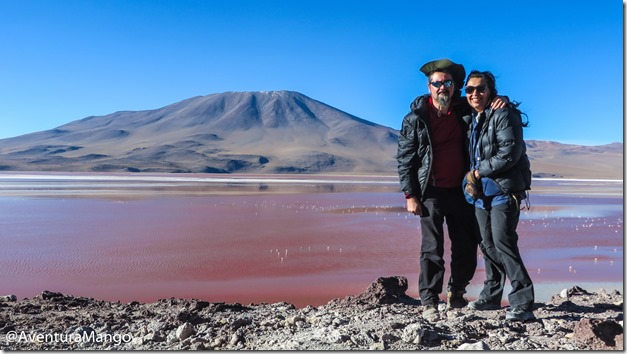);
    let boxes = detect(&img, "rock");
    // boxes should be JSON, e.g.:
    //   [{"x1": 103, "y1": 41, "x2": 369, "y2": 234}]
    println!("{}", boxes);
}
[
  {"x1": 559, "y1": 288, "x2": 569, "y2": 298},
  {"x1": 73, "y1": 325, "x2": 95, "y2": 336},
  {"x1": 38, "y1": 290, "x2": 64, "y2": 300},
  {"x1": 190, "y1": 342, "x2": 205, "y2": 350},
  {"x1": 329, "y1": 330, "x2": 351, "y2": 344},
  {"x1": 229, "y1": 332, "x2": 243, "y2": 346},
  {"x1": 567, "y1": 285, "x2": 590, "y2": 296},
  {"x1": 231, "y1": 317, "x2": 252, "y2": 330},
  {"x1": 209, "y1": 337, "x2": 225, "y2": 348},
  {"x1": 559, "y1": 286, "x2": 590, "y2": 299},
  {"x1": 143, "y1": 331, "x2": 165, "y2": 342},
  {"x1": 573, "y1": 318, "x2": 623, "y2": 350},
  {"x1": 331, "y1": 276, "x2": 420, "y2": 307},
  {"x1": 0, "y1": 295, "x2": 16, "y2": 302},
  {"x1": 401, "y1": 323, "x2": 424, "y2": 344},
  {"x1": 370, "y1": 341, "x2": 387, "y2": 350},
  {"x1": 458, "y1": 341, "x2": 490, "y2": 350},
  {"x1": 286, "y1": 315, "x2": 306, "y2": 327},
  {"x1": 175, "y1": 322, "x2": 194, "y2": 341},
  {"x1": 193, "y1": 300, "x2": 210, "y2": 310}
]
